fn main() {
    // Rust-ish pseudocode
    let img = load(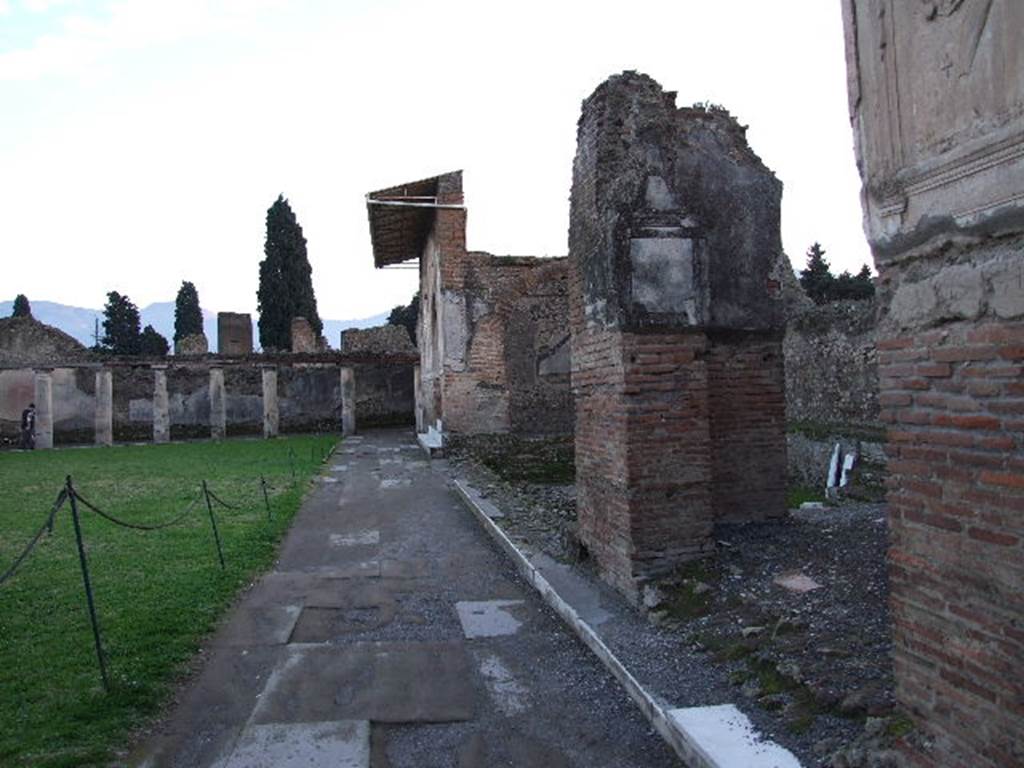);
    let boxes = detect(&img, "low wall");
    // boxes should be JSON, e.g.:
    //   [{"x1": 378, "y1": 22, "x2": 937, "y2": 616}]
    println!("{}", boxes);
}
[{"x1": 0, "y1": 355, "x2": 415, "y2": 445}]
